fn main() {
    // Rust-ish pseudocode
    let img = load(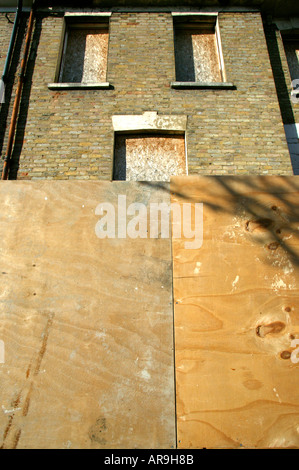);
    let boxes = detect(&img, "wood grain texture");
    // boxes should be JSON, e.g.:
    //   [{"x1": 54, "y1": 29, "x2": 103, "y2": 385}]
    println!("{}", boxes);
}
[
  {"x1": 171, "y1": 176, "x2": 299, "y2": 449},
  {"x1": 0, "y1": 181, "x2": 175, "y2": 449}
]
